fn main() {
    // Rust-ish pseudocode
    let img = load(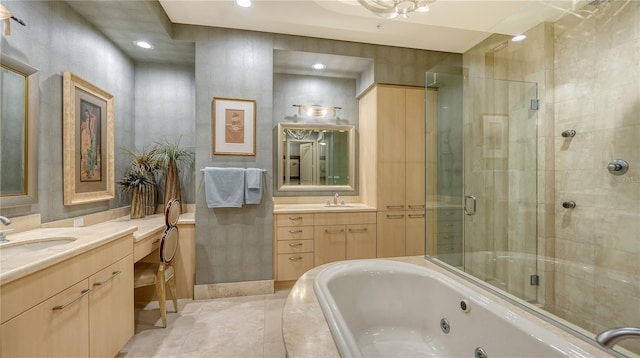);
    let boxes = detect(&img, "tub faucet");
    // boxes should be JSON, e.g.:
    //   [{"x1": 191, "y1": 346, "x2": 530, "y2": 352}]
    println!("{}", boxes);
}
[
  {"x1": 596, "y1": 327, "x2": 640, "y2": 348},
  {"x1": 0, "y1": 215, "x2": 12, "y2": 243},
  {"x1": 334, "y1": 193, "x2": 340, "y2": 206}
]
